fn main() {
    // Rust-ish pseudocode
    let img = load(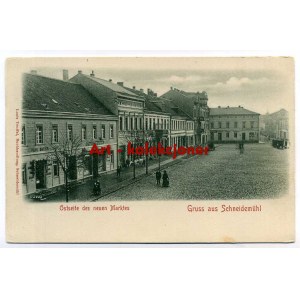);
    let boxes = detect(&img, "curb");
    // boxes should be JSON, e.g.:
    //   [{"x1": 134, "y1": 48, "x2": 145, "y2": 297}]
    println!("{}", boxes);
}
[{"x1": 91, "y1": 154, "x2": 196, "y2": 201}]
